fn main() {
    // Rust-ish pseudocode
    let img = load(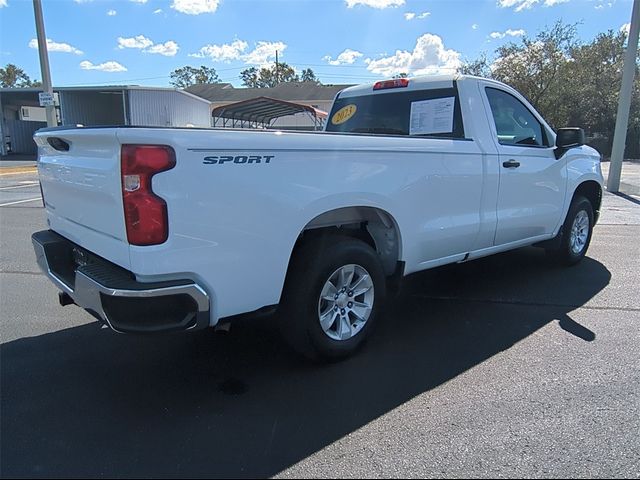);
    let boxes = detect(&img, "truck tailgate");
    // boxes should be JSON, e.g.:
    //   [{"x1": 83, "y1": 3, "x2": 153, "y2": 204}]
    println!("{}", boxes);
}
[{"x1": 34, "y1": 128, "x2": 130, "y2": 269}]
